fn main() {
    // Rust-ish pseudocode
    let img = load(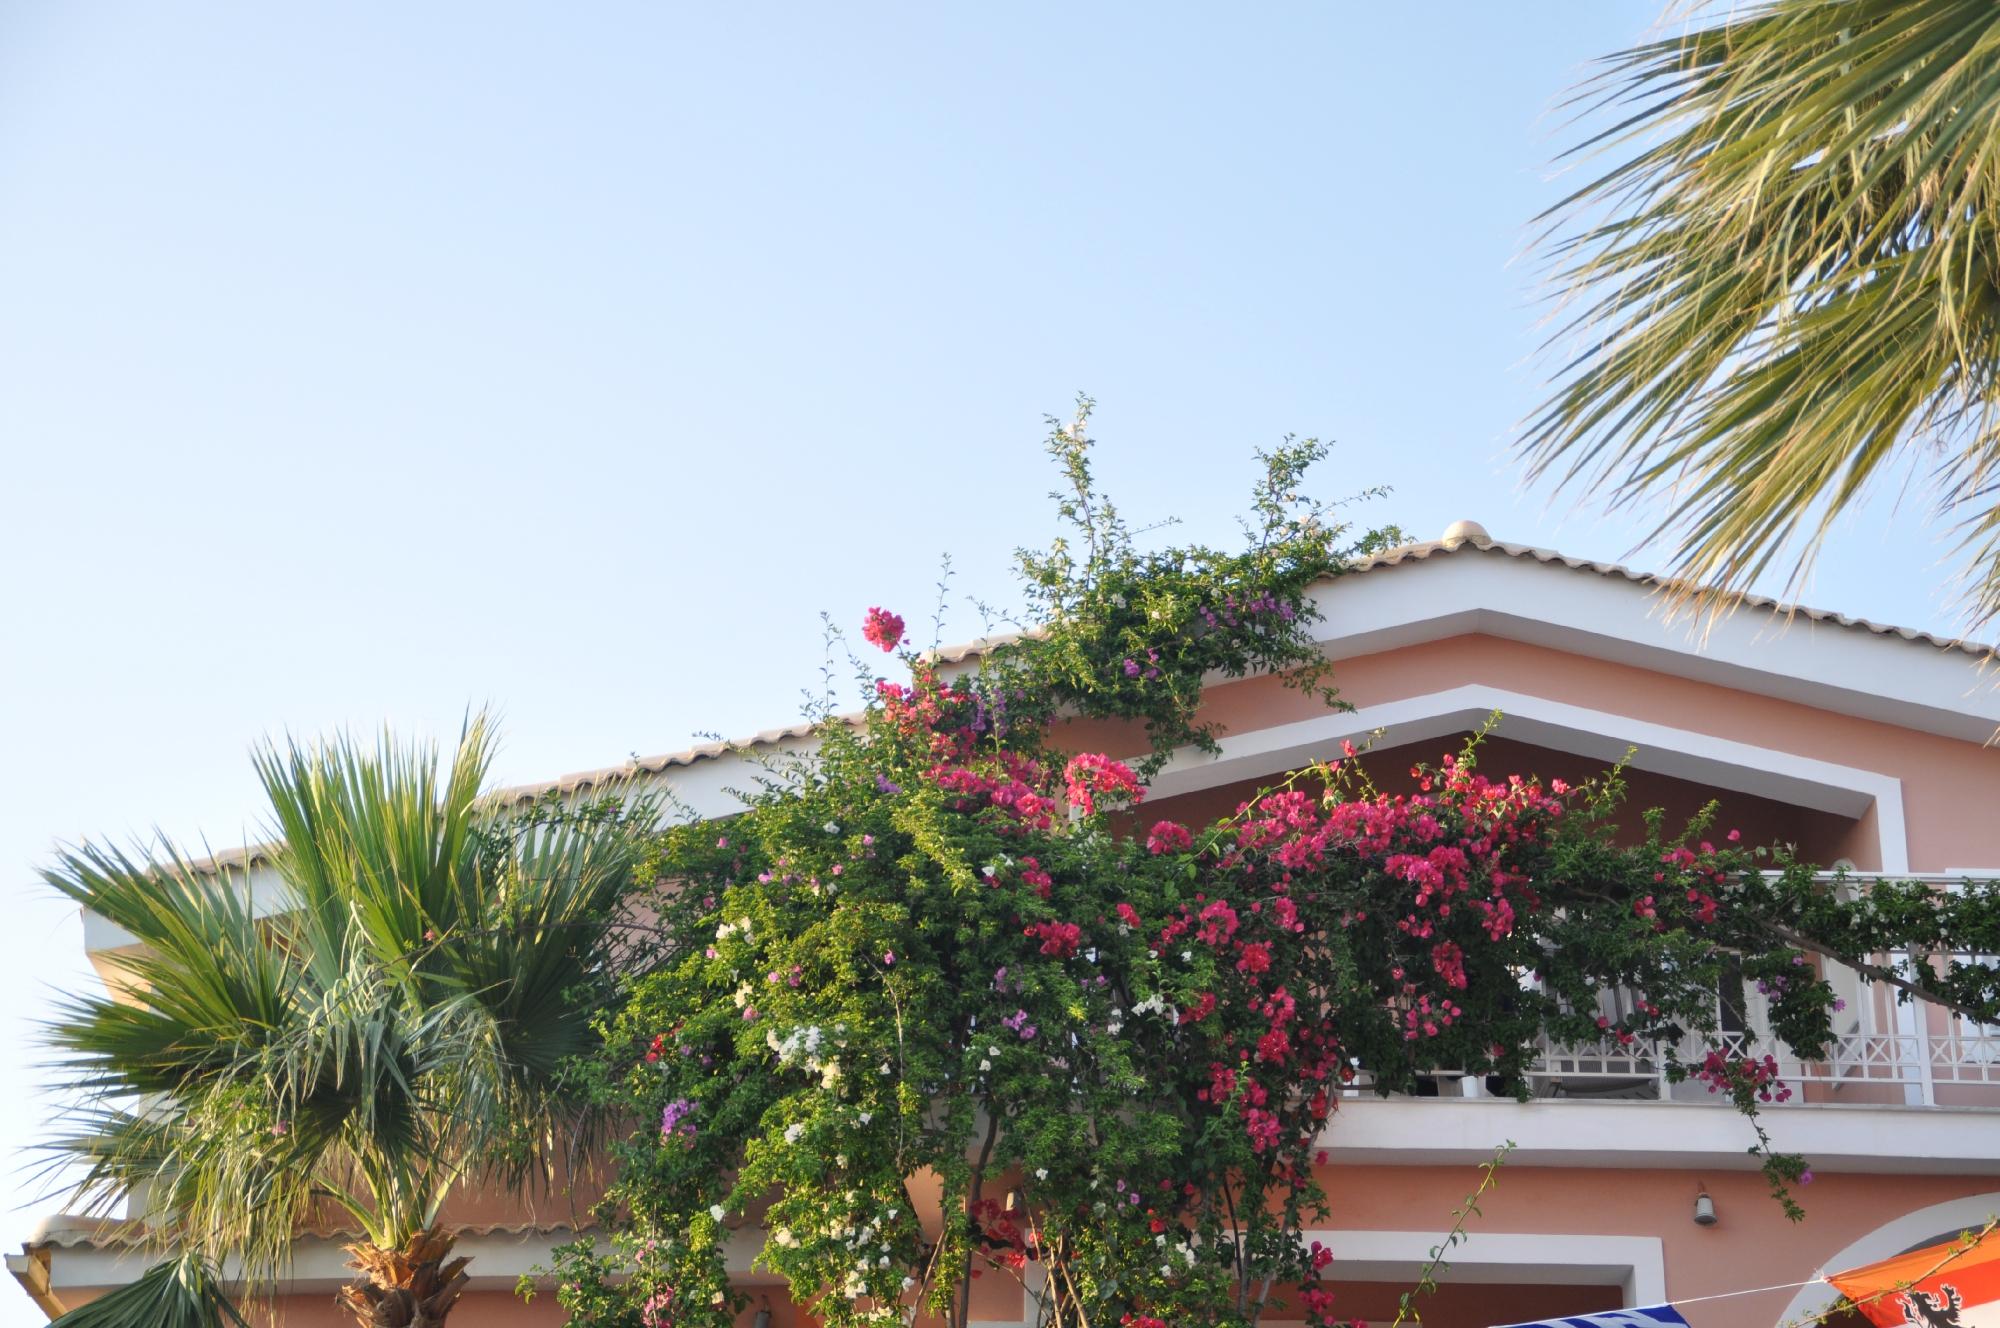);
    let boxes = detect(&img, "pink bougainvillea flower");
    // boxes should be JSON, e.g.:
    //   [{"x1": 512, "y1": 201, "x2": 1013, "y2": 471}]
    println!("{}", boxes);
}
[
  {"x1": 1026, "y1": 920, "x2": 1082, "y2": 959},
  {"x1": 1145, "y1": 819, "x2": 1192, "y2": 855},
  {"x1": 863, "y1": 606, "x2": 906, "y2": 652},
  {"x1": 1063, "y1": 753, "x2": 1143, "y2": 814}
]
